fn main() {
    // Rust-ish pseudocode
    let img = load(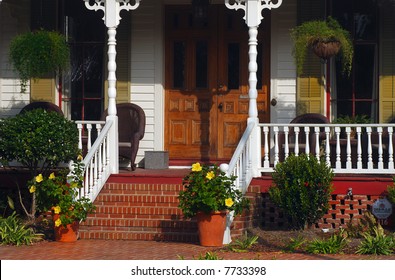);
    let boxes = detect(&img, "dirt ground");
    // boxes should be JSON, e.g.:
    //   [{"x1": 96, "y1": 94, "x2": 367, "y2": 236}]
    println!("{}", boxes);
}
[{"x1": 243, "y1": 227, "x2": 371, "y2": 254}]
